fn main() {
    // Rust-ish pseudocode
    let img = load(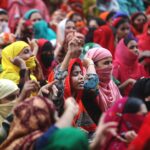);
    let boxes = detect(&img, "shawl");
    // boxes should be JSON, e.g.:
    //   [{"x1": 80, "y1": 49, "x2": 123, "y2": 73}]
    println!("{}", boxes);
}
[
  {"x1": 64, "y1": 58, "x2": 96, "y2": 132},
  {"x1": 0, "y1": 96, "x2": 55, "y2": 150},
  {"x1": 85, "y1": 47, "x2": 121, "y2": 112},
  {"x1": 113, "y1": 39, "x2": 148, "y2": 96}
]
